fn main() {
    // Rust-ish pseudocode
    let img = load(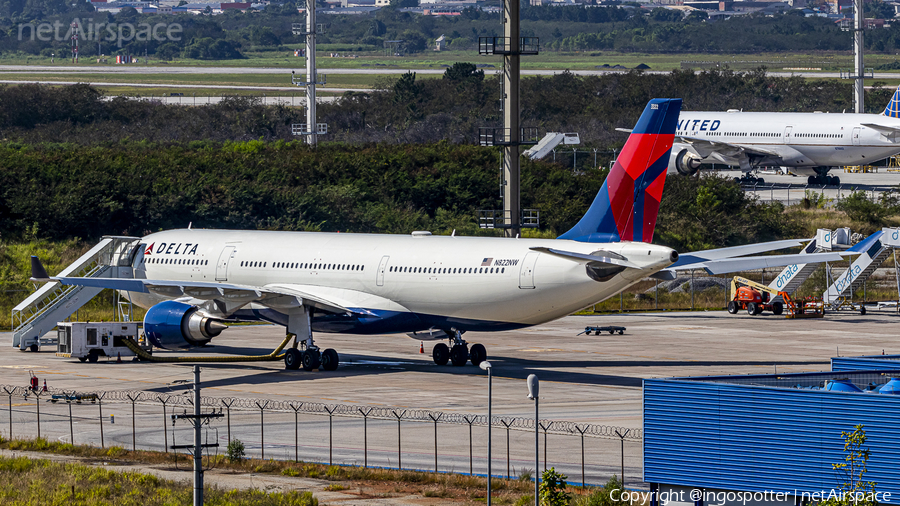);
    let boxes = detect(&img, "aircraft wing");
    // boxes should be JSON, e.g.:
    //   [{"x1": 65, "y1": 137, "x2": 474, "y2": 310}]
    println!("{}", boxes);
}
[
  {"x1": 861, "y1": 123, "x2": 900, "y2": 136},
  {"x1": 40, "y1": 275, "x2": 355, "y2": 314},
  {"x1": 676, "y1": 135, "x2": 781, "y2": 158},
  {"x1": 30, "y1": 257, "x2": 360, "y2": 315},
  {"x1": 657, "y1": 238, "x2": 834, "y2": 277},
  {"x1": 686, "y1": 252, "x2": 844, "y2": 275},
  {"x1": 669, "y1": 239, "x2": 808, "y2": 267}
]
